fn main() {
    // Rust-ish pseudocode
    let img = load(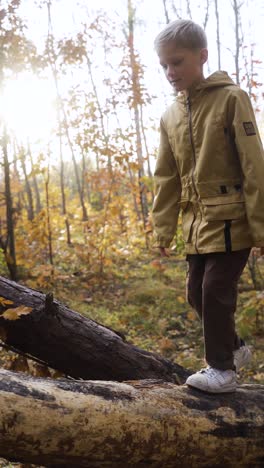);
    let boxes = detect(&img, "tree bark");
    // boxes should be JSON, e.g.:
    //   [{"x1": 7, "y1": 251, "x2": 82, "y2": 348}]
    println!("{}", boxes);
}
[
  {"x1": 2, "y1": 129, "x2": 18, "y2": 281},
  {"x1": 0, "y1": 369, "x2": 263, "y2": 467},
  {"x1": 231, "y1": 0, "x2": 242, "y2": 86},
  {"x1": 0, "y1": 276, "x2": 188, "y2": 383},
  {"x1": 214, "y1": 0, "x2": 221, "y2": 70},
  {"x1": 19, "y1": 146, "x2": 34, "y2": 221},
  {"x1": 27, "y1": 140, "x2": 42, "y2": 214},
  {"x1": 127, "y1": 0, "x2": 149, "y2": 229}
]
